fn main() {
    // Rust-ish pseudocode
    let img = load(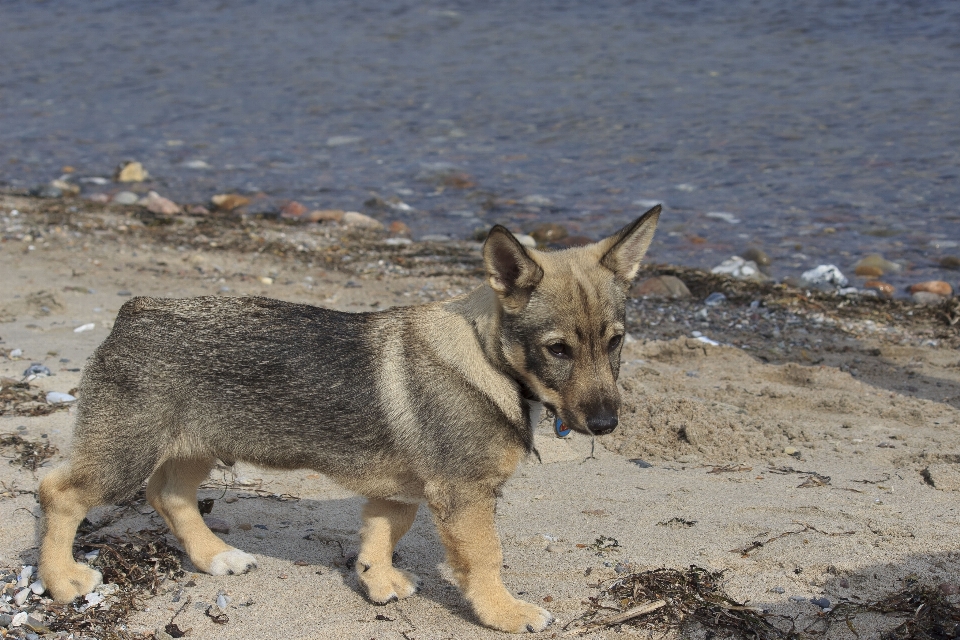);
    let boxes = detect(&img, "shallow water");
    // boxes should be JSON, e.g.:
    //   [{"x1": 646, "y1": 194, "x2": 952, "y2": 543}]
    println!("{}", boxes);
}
[{"x1": 2, "y1": 1, "x2": 959, "y2": 290}]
